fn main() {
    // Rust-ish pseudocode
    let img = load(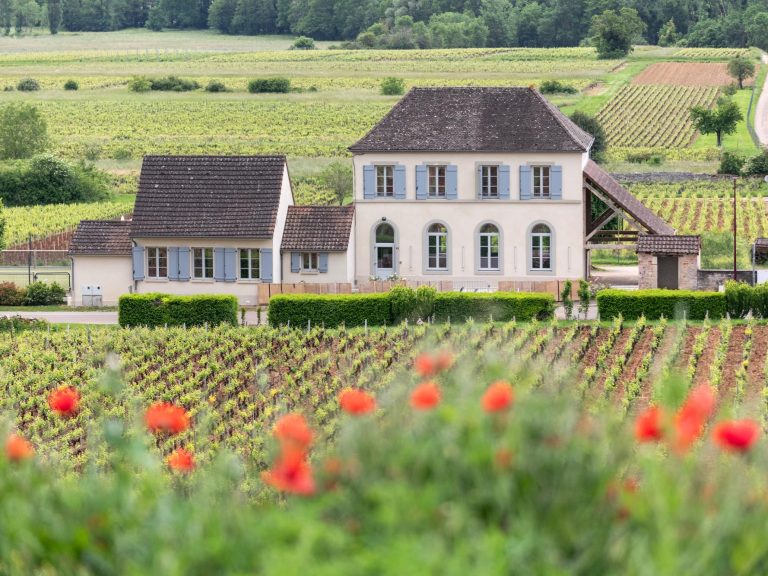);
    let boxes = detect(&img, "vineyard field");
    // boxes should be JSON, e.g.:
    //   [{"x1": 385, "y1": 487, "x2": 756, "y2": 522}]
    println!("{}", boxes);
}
[{"x1": 2, "y1": 318, "x2": 766, "y2": 471}]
